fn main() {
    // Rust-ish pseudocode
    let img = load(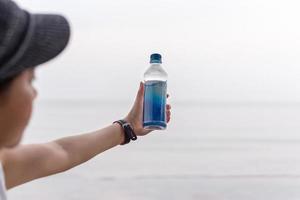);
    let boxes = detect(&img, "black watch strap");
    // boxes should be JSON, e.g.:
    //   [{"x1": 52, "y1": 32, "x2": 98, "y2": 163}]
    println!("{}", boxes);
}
[{"x1": 113, "y1": 120, "x2": 137, "y2": 145}]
